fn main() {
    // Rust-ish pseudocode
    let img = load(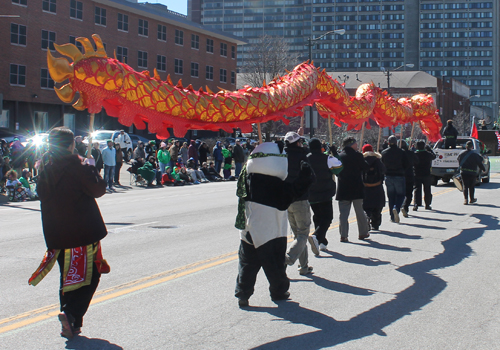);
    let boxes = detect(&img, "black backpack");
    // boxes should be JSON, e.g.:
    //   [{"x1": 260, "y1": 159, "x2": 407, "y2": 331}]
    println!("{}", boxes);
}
[{"x1": 363, "y1": 163, "x2": 382, "y2": 186}]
